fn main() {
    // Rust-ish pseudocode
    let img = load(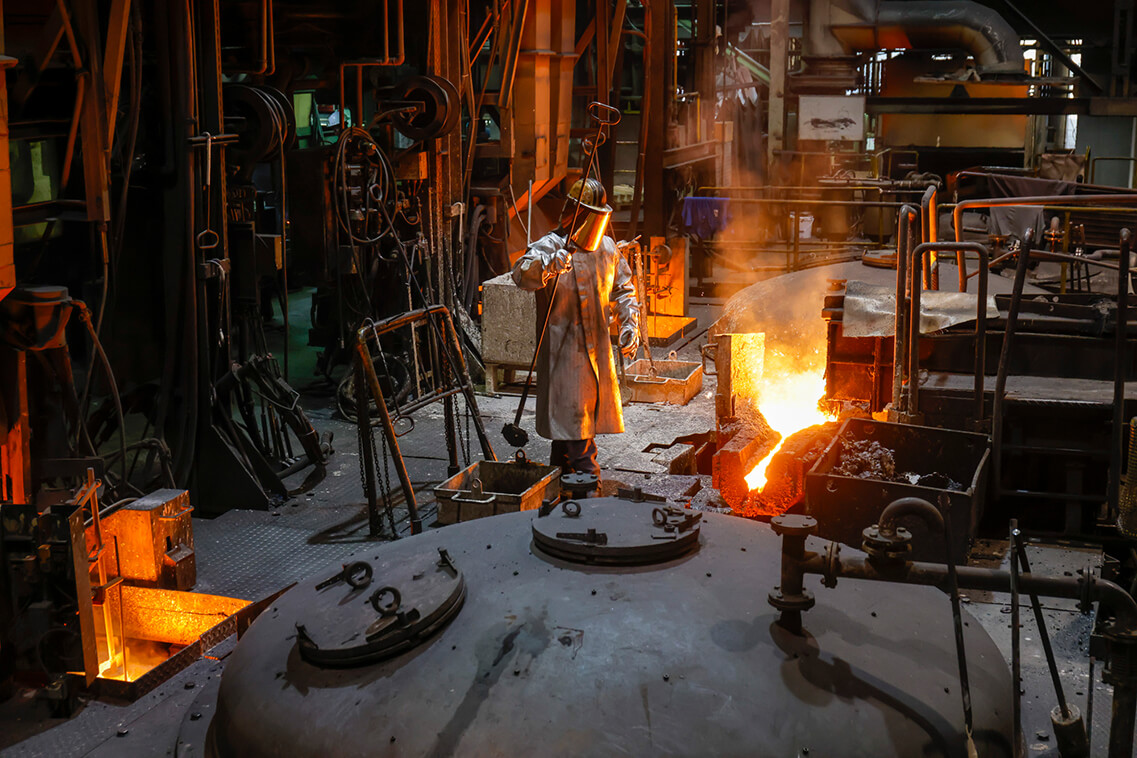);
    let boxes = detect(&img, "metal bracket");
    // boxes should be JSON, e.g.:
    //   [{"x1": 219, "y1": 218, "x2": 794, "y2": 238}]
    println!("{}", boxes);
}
[
  {"x1": 452, "y1": 477, "x2": 494, "y2": 504},
  {"x1": 555, "y1": 528, "x2": 608, "y2": 545},
  {"x1": 616, "y1": 486, "x2": 666, "y2": 503}
]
